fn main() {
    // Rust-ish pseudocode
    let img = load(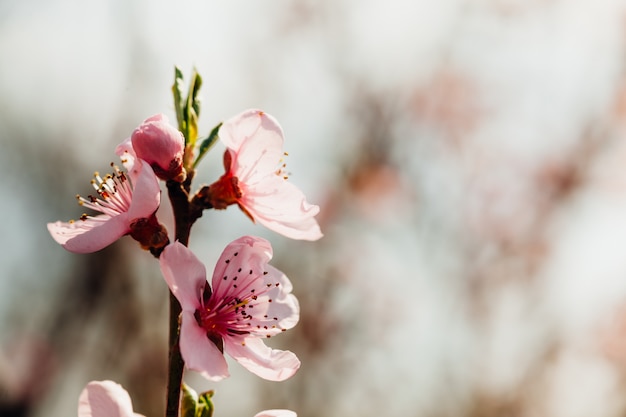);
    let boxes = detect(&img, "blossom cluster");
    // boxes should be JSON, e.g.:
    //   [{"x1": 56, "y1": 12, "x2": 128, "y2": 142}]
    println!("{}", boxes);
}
[{"x1": 48, "y1": 80, "x2": 322, "y2": 417}]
